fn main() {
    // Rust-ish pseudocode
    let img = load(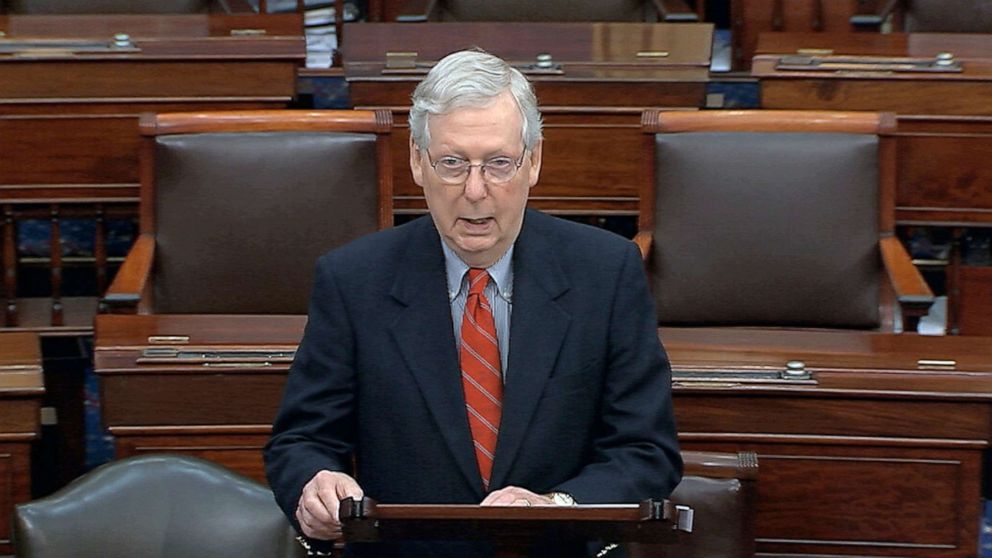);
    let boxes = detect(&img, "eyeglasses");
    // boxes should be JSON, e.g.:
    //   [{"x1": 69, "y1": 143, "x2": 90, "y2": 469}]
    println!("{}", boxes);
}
[{"x1": 426, "y1": 149, "x2": 525, "y2": 185}]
